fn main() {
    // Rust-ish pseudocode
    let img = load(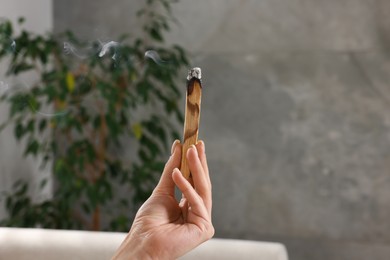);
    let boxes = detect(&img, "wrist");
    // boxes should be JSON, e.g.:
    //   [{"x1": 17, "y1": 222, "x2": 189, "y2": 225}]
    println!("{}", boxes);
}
[
  {"x1": 112, "y1": 248, "x2": 155, "y2": 260},
  {"x1": 111, "y1": 235, "x2": 157, "y2": 260}
]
